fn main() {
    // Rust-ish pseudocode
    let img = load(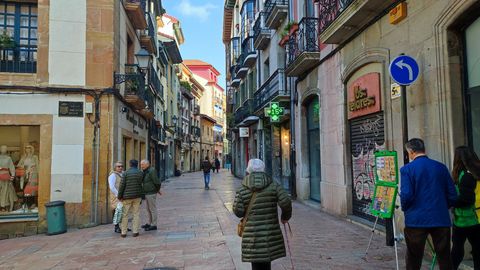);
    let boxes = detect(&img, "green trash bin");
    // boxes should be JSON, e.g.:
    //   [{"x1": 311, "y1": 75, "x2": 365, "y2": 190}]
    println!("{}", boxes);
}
[{"x1": 45, "y1": 200, "x2": 67, "y2": 235}]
